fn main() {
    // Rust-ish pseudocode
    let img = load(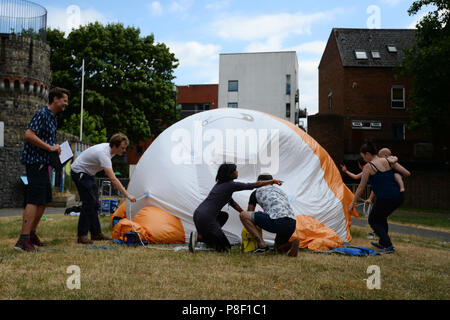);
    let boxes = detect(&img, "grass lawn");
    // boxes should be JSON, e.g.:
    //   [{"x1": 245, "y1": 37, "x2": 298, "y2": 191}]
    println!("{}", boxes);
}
[
  {"x1": 389, "y1": 213, "x2": 450, "y2": 230},
  {"x1": 0, "y1": 214, "x2": 449, "y2": 300}
]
